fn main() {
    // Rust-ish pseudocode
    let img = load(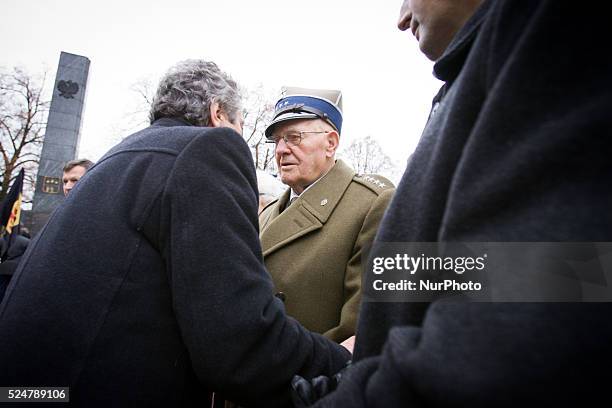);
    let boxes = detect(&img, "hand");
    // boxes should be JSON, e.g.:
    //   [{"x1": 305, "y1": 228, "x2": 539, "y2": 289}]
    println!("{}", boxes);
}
[
  {"x1": 340, "y1": 335, "x2": 355, "y2": 354},
  {"x1": 290, "y1": 361, "x2": 351, "y2": 407},
  {"x1": 291, "y1": 374, "x2": 335, "y2": 407}
]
